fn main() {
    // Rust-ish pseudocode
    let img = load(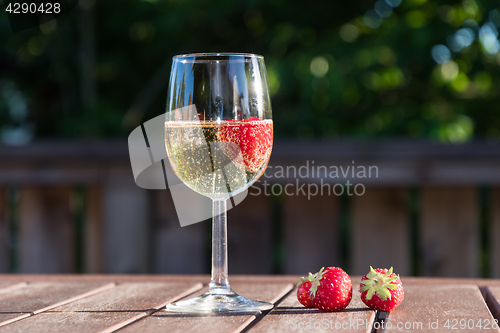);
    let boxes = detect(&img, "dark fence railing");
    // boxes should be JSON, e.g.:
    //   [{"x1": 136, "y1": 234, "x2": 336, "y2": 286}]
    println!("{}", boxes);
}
[{"x1": 0, "y1": 140, "x2": 499, "y2": 278}]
